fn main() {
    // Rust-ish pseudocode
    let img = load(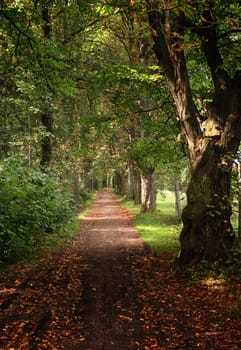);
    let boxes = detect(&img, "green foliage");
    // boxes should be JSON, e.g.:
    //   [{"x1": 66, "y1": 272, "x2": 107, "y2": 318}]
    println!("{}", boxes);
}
[
  {"x1": 34, "y1": 193, "x2": 95, "y2": 254},
  {"x1": 194, "y1": 247, "x2": 241, "y2": 280},
  {"x1": 0, "y1": 156, "x2": 78, "y2": 263}
]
